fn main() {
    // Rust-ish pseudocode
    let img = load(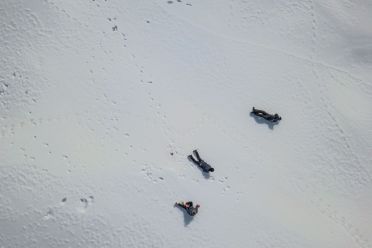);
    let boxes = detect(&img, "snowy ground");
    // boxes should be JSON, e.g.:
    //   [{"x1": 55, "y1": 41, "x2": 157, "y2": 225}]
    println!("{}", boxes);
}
[{"x1": 1, "y1": 0, "x2": 372, "y2": 247}]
